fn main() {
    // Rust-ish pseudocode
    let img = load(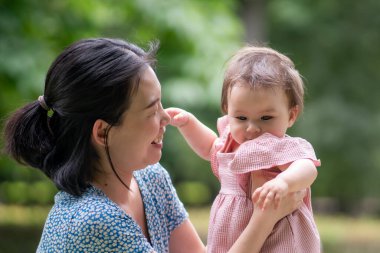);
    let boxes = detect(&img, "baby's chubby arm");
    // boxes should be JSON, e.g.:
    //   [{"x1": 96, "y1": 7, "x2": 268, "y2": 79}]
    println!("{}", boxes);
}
[
  {"x1": 252, "y1": 159, "x2": 318, "y2": 210},
  {"x1": 165, "y1": 107, "x2": 218, "y2": 161}
]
